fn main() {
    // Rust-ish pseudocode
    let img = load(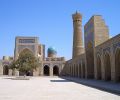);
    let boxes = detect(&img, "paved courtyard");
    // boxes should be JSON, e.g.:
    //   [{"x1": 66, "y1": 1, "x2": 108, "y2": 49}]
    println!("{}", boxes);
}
[{"x1": 0, "y1": 76, "x2": 119, "y2": 100}]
